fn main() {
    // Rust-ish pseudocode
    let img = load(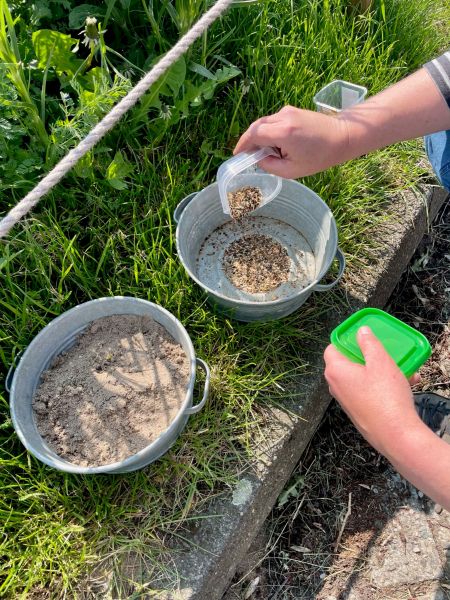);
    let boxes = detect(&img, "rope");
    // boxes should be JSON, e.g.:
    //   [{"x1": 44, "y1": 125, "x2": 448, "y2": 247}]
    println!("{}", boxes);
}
[{"x1": 0, "y1": 0, "x2": 235, "y2": 238}]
